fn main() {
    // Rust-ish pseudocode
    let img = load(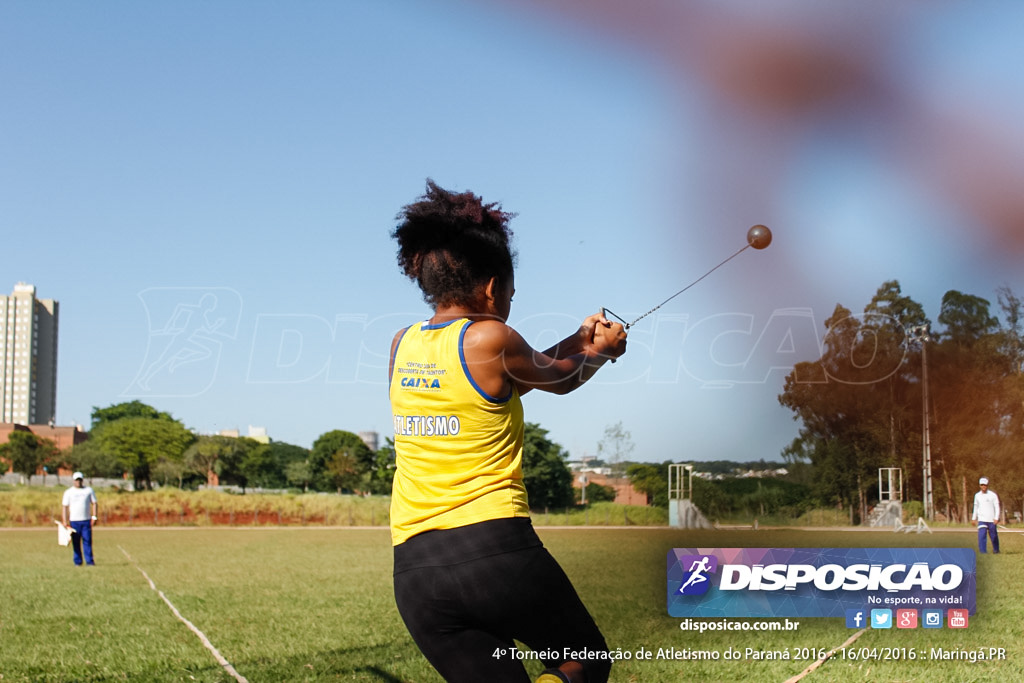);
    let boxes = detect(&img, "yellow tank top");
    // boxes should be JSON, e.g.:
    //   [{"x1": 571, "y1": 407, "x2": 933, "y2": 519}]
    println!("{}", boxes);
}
[{"x1": 389, "y1": 318, "x2": 529, "y2": 545}]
